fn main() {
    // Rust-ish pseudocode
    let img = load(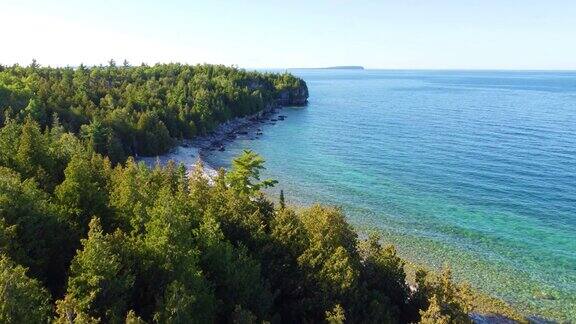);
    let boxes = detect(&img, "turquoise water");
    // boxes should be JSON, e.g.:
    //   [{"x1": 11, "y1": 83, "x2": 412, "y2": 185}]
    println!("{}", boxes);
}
[{"x1": 204, "y1": 70, "x2": 576, "y2": 321}]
